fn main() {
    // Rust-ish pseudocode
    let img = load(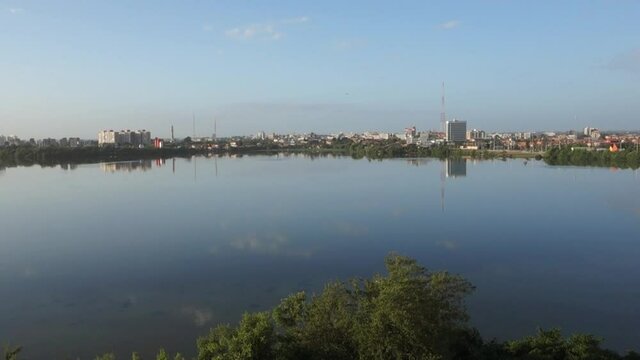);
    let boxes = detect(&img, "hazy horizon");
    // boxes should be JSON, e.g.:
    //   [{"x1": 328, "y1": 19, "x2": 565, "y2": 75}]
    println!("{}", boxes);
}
[{"x1": 1, "y1": 1, "x2": 639, "y2": 139}]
